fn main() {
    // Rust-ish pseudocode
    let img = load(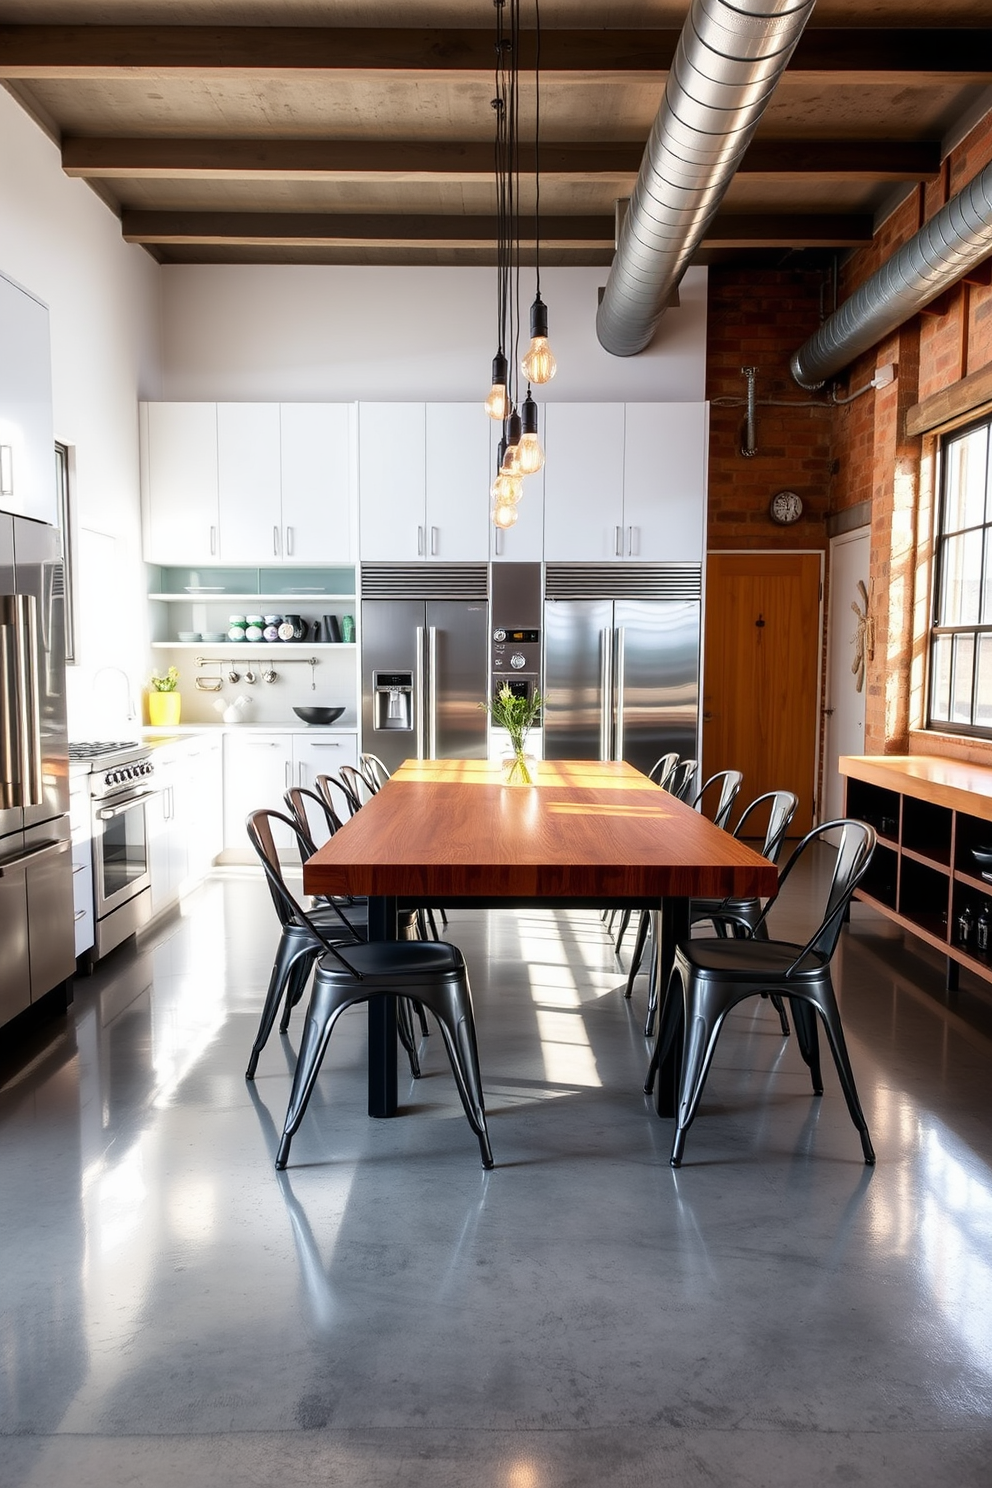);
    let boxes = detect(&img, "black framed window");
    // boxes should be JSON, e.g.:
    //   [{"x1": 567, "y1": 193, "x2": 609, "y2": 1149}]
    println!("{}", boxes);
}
[{"x1": 929, "y1": 416, "x2": 992, "y2": 733}]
